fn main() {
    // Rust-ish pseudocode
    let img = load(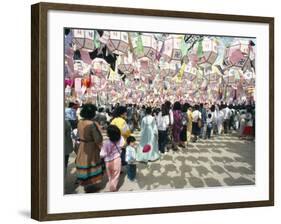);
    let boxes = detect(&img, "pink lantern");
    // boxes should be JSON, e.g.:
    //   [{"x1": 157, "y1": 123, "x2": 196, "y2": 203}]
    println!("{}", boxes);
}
[
  {"x1": 138, "y1": 59, "x2": 156, "y2": 78},
  {"x1": 72, "y1": 29, "x2": 96, "y2": 52},
  {"x1": 106, "y1": 31, "x2": 129, "y2": 55},
  {"x1": 224, "y1": 39, "x2": 253, "y2": 72}
]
